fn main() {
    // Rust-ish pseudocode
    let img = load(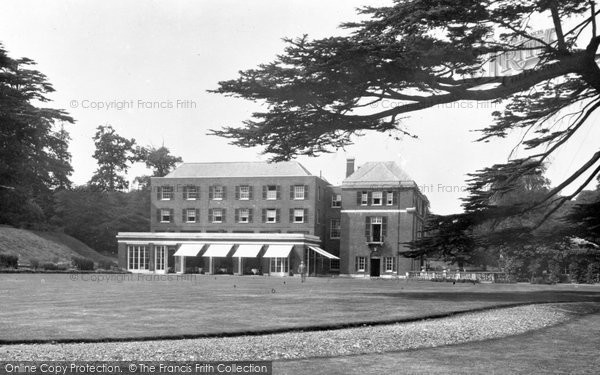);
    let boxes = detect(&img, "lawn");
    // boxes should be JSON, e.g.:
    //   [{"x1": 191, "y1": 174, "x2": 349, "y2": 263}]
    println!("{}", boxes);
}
[
  {"x1": 275, "y1": 304, "x2": 600, "y2": 374},
  {"x1": 1, "y1": 274, "x2": 599, "y2": 342},
  {"x1": 0, "y1": 226, "x2": 115, "y2": 264}
]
